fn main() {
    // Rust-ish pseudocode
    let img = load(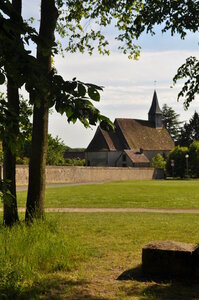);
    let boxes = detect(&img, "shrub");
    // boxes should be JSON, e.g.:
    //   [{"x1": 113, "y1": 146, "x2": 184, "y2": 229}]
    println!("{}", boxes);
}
[
  {"x1": 189, "y1": 140, "x2": 199, "y2": 177},
  {"x1": 152, "y1": 154, "x2": 166, "y2": 170},
  {"x1": 166, "y1": 146, "x2": 189, "y2": 178},
  {"x1": 16, "y1": 156, "x2": 29, "y2": 165},
  {"x1": 65, "y1": 158, "x2": 85, "y2": 166}
]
